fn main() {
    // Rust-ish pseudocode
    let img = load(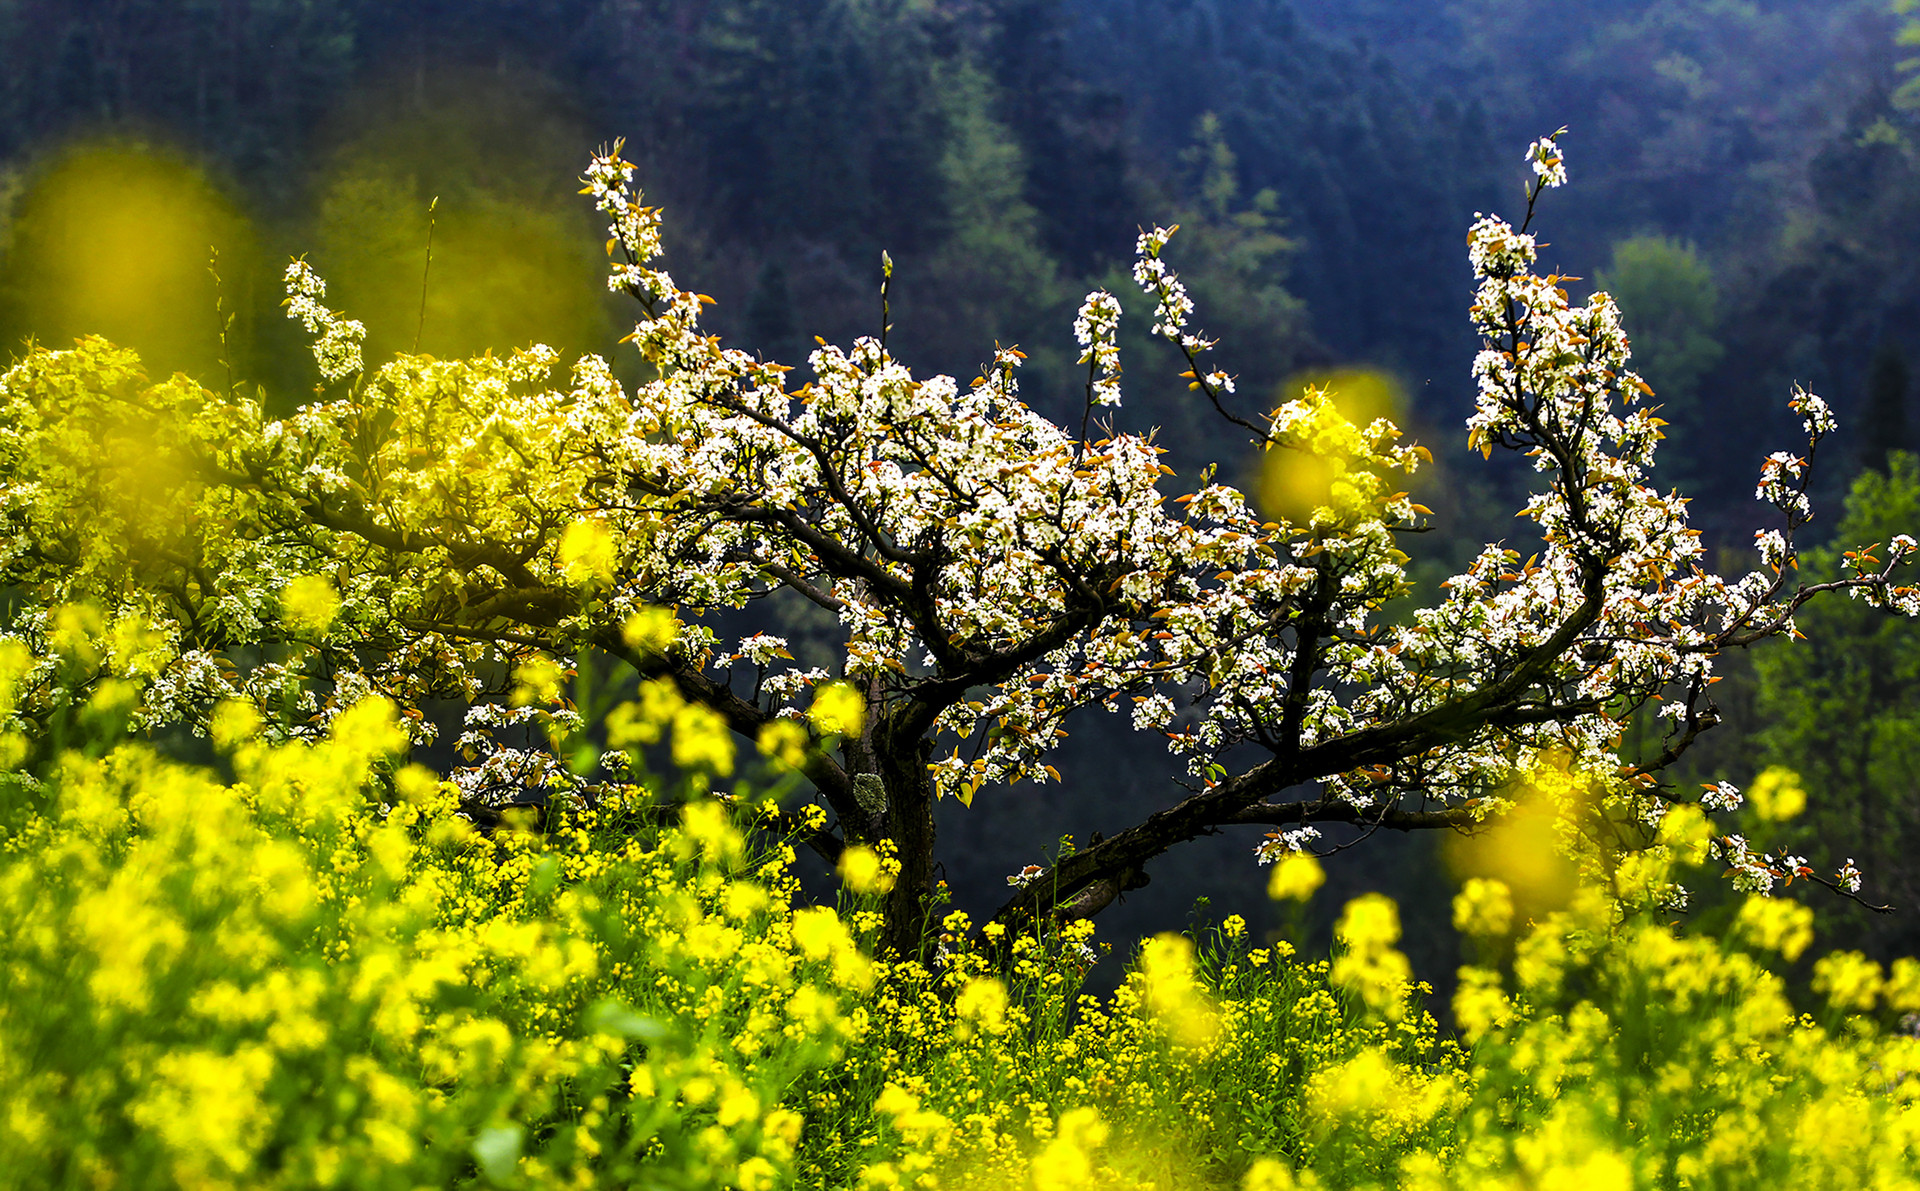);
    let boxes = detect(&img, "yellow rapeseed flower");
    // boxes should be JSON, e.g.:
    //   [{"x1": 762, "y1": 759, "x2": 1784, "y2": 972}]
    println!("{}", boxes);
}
[
  {"x1": 1452, "y1": 877, "x2": 1514, "y2": 938},
  {"x1": 1812, "y1": 950, "x2": 1884, "y2": 1012},
  {"x1": 1451, "y1": 965, "x2": 1514, "y2": 1044},
  {"x1": 622, "y1": 605, "x2": 680, "y2": 654},
  {"x1": 1747, "y1": 766, "x2": 1806, "y2": 822},
  {"x1": 210, "y1": 699, "x2": 263, "y2": 754},
  {"x1": 679, "y1": 801, "x2": 746, "y2": 865},
  {"x1": 1332, "y1": 894, "x2": 1411, "y2": 1020},
  {"x1": 1243, "y1": 1157, "x2": 1306, "y2": 1191},
  {"x1": 757, "y1": 718, "x2": 811, "y2": 770},
  {"x1": 790, "y1": 907, "x2": 847, "y2": 961},
  {"x1": 809, "y1": 682, "x2": 865, "y2": 737},
  {"x1": 511, "y1": 654, "x2": 566, "y2": 707},
  {"x1": 955, "y1": 977, "x2": 1010, "y2": 1037},
  {"x1": 838, "y1": 846, "x2": 896, "y2": 896},
  {"x1": 671, "y1": 701, "x2": 736, "y2": 777},
  {"x1": 1268, "y1": 851, "x2": 1325, "y2": 902},
  {"x1": 557, "y1": 517, "x2": 618, "y2": 586},
  {"x1": 1030, "y1": 1106, "x2": 1107, "y2": 1191},
  {"x1": 1135, "y1": 933, "x2": 1220, "y2": 1048},
  {"x1": 1735, "y1": 895, "x2": 1815, "y2": 962},
  {"x1": 281, "y1": 574, "x2": 341, "y2": 636}
]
